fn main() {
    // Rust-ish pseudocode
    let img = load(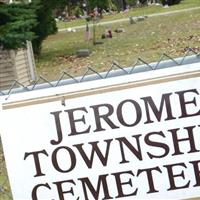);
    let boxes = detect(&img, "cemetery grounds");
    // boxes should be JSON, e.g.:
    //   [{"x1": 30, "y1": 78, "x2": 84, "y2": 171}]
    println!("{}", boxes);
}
[{"x1": 1, "y1": 0, "x2": 200, "y2": 199}]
